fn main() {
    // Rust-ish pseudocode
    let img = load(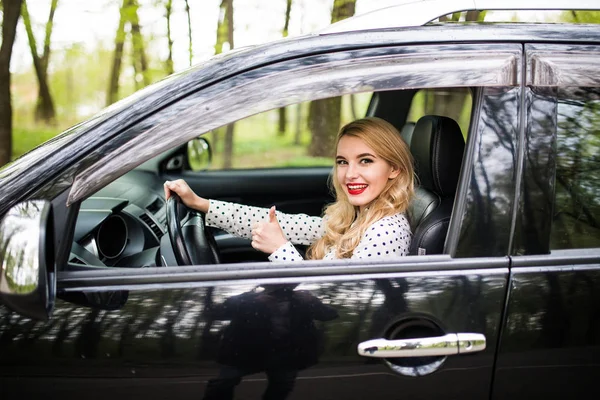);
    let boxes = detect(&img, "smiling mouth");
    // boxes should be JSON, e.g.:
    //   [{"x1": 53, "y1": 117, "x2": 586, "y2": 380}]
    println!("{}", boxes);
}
[{"x1": 347, "y1": 184, "x2": 368, "y2": 195}]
